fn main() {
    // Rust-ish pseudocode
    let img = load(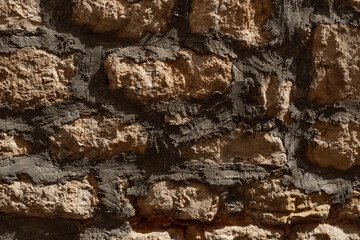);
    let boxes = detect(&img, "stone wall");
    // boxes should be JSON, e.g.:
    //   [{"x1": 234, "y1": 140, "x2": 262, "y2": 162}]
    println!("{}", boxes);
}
[{"x1": 0, "y1": 0, "x2": 359, "y2": 239}]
